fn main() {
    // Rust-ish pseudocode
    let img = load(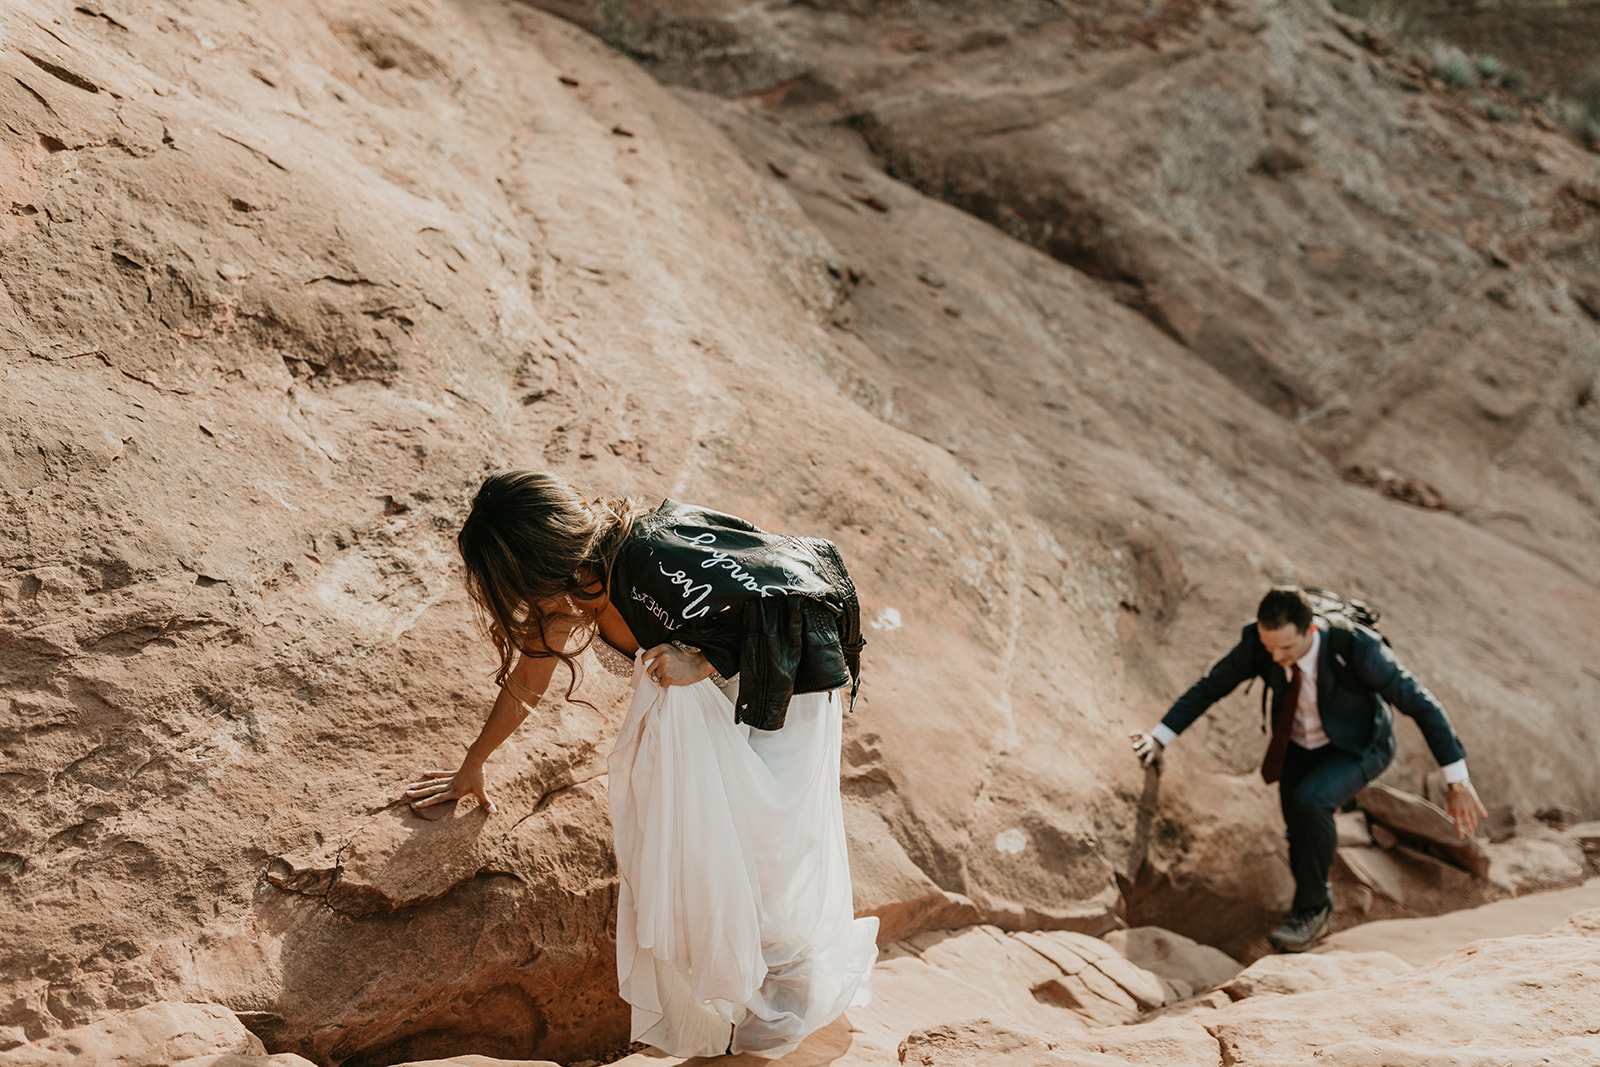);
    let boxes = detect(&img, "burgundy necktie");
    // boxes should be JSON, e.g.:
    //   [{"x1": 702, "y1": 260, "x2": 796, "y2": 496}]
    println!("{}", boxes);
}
[{"x1": 1260, "y1": 664, "x2": 1302, "y2": 784}]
